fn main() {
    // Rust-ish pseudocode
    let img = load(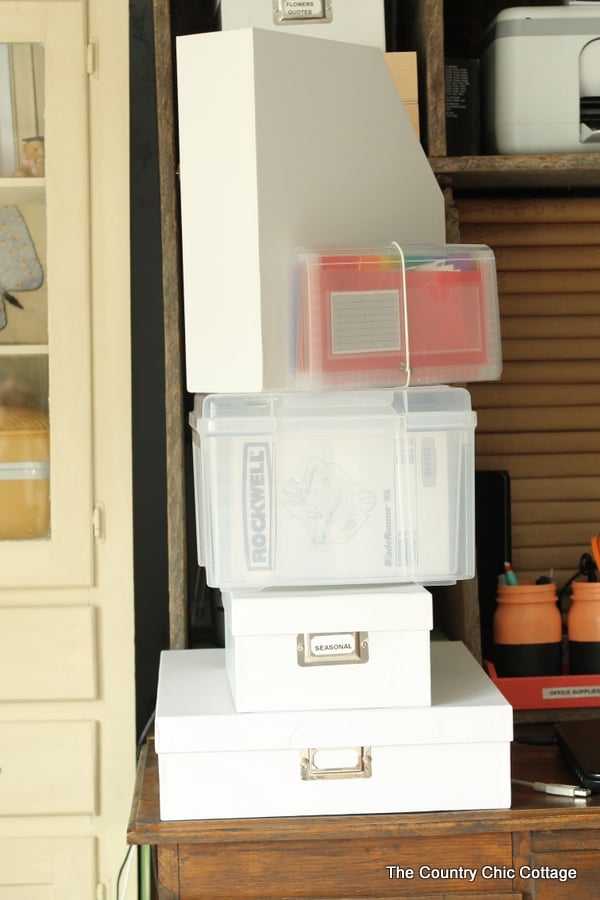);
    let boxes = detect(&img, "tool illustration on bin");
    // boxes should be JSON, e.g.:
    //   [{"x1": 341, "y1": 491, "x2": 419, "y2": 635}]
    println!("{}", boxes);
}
[{"x1": 155, "y1": 23, "x2": 514, "y2": 822}]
